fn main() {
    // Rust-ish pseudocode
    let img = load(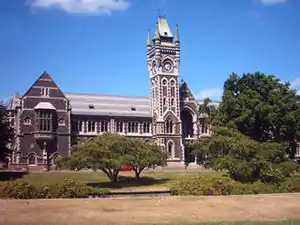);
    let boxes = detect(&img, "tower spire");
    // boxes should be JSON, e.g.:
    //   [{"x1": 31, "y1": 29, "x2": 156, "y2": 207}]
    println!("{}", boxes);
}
[
  {"x1": 154, "y1": 21, "x2": 160, "y2": 40},
  {"x1": 175, "y1": 24, "x2": 180, "y2": 44},
  {"x1": 147, "y1": 29, "x2": 152, "y2": 47}
]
